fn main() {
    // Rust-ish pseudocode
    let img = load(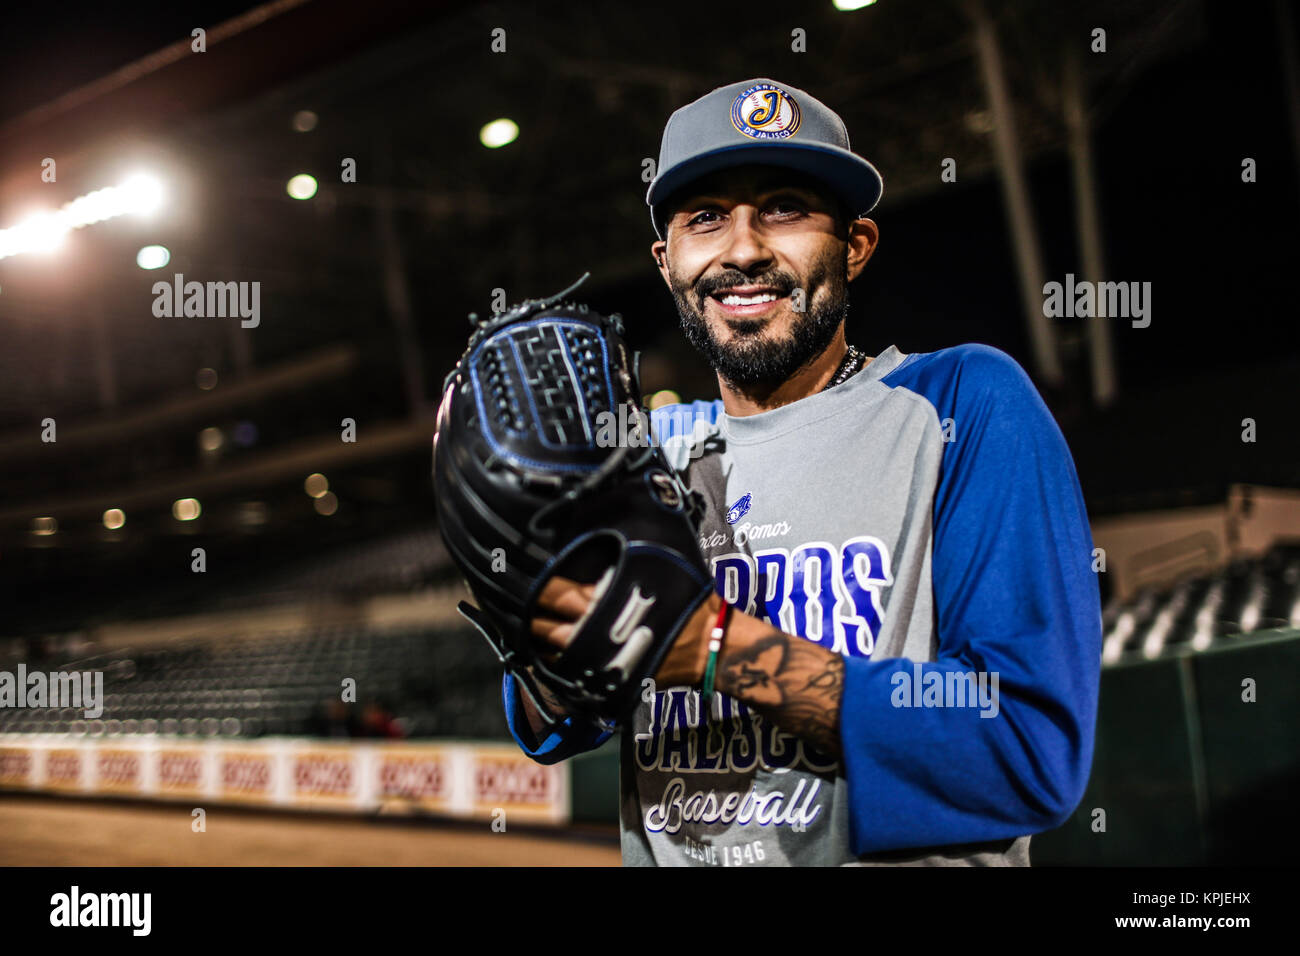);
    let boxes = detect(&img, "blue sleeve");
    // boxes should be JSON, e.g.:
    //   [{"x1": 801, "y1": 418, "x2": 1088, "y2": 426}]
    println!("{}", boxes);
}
[
  {"x1": 502, "y1": 400, "x2": 722, "y2": 763},
  {"x1": 503, "y1": 673, "x2": 612, "y2": 764},
  {"x1": 839, "y1": 345, "x2": 1102, "y2": 855}
]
